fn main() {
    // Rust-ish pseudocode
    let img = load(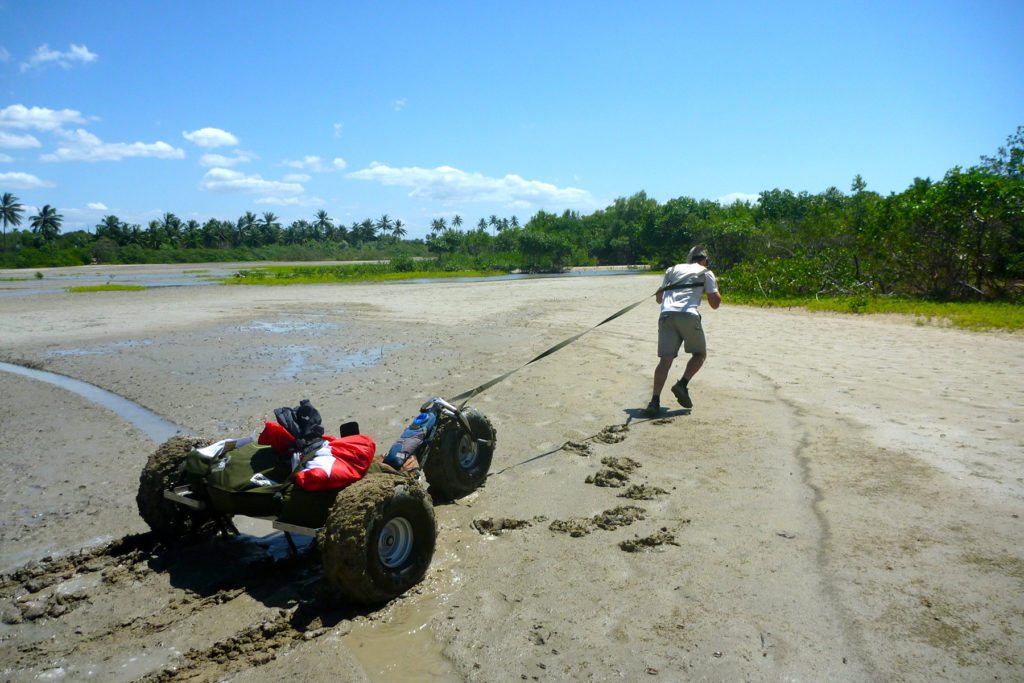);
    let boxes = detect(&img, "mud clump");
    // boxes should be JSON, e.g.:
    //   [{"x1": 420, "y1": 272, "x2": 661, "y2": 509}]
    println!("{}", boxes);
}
[
  {"x1": 549, "y1": 519, "x2": 592, "y2": 537},
  {"x1": 592, "y1": 506, "x2": 646, "y2": 530},
  {"x1": 595, "y1": 425, "x2": 629, "y2": 444},
  {"x1": 550, "y1": 506, "x2": 647, "y2": 537},
  {"x1": 563, "y1": 441, "x2": 592, "y2": 456},
  {"x1": 1, "y1": 534, "x2": 156, "y2": 623},
  {"x1": 619, "y1": 484, "x2": 668, "y2": 500},
  {"x1": 146, "y1": 609, "x2": 303, "y2": 681},
  {"x1": 586, "y1": 456, "x2": 642, "y2": 488},
  {"x1": 619, "y1": 528, "x2": 680, "y2": 553},
  {"x1": 473, "y1": 517, "x2": 546, "y2": 535},
  {"x1": 586, "y1": 469, "x2": 629, "y2": 488}
]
